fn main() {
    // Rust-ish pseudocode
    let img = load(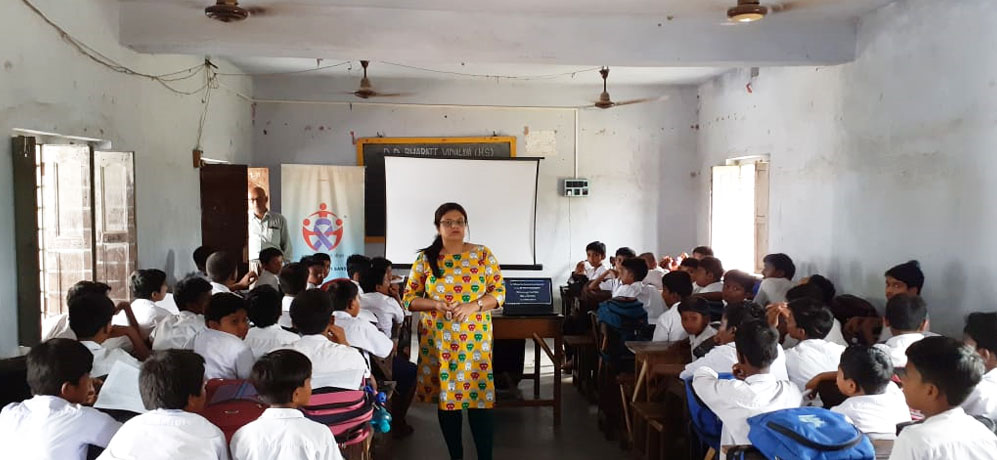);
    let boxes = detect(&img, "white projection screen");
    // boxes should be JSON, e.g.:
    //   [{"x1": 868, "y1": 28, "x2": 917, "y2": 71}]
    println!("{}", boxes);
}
[{"x1": 383, "y1": 156, "x2": 540, "y2": 268}]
